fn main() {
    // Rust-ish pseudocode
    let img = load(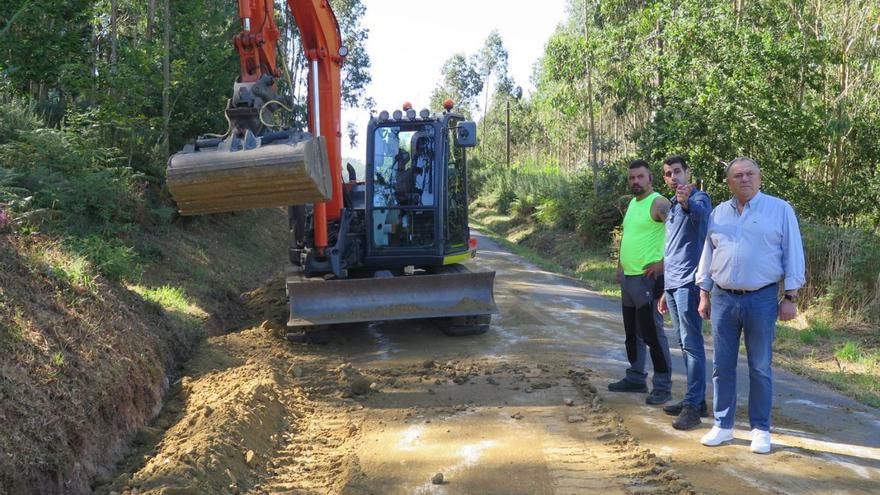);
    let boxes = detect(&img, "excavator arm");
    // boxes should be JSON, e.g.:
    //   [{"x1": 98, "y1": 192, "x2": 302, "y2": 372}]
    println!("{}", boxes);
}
[
  {"x1": 234, "y1": 0, "x2": 345, "y2": 249},
  {"x1": 167, "y1": 0, "x2": 344, "y2": 252}
]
